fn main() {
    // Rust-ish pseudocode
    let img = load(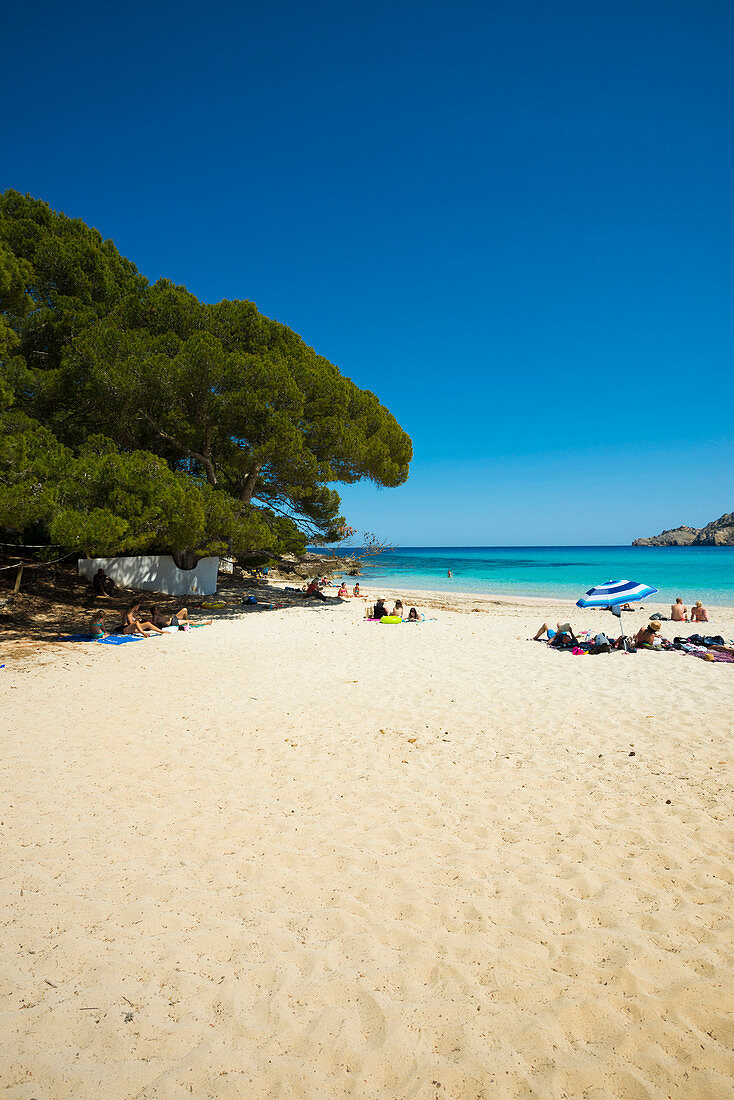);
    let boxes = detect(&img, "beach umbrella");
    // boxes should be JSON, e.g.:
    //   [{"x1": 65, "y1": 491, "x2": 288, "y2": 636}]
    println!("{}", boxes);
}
[{"x1": 576, "y1": 579, "x2": 659, "y2": 649}]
